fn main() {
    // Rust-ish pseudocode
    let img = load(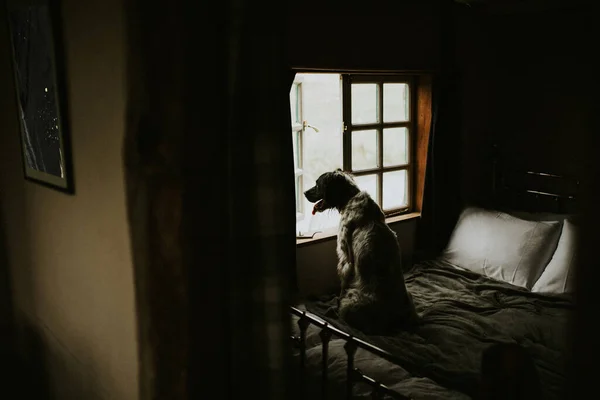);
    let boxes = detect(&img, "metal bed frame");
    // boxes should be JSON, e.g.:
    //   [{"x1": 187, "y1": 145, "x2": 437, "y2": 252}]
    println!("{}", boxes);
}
[{"x1": 290, "y1": 306, "x2": 411, "y2": 400}]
